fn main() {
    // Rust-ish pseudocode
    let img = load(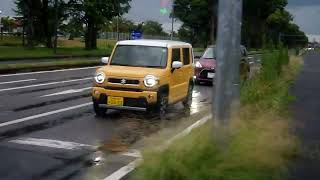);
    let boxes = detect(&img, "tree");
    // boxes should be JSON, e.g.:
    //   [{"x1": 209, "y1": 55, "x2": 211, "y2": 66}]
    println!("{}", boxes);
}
[
  {"x1": 14, "y1": 0, "x2": 66, "y2": 48},
  {"x1": 101, "y1": 17, "x2": 136, "y2": 33},
  {"x1": 173, "y1": 0, "x2": 217, "y2": 47},
  {"x1": 141, "y1": 21, "x2": 168, "y2": 36},
  {"x1": 242, "y1": 0, "x2": 288, "y2": 48},
  {"x1": 173, "y1": 0, "x2": 306, "y2": 48},
  {"x1": 68, "y1": 0, "x2": 131, "y2": 50},
  {"x1": 60, "y1": 17, "x2": 85, "y2": 40},
  {"x1": 177, "y1": 24, "x2": 195, "y2": 44},
  {"x1": 1, "y1": 17, "x2": 15, "y2": 32}
]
